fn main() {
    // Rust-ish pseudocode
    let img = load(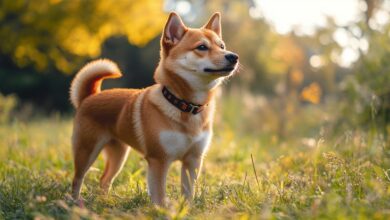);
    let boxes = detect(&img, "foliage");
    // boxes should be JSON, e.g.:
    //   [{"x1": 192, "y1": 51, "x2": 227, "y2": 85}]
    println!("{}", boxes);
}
[
  {"x1": 0, "y1": 0, "x2": 165, "y2": 73},
  {"x1": 339, "y1": 22, "x2": 390, "y2": 140},
  {"x1": 0, "y1": 93, "x2": 17, "y2": 124}
]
